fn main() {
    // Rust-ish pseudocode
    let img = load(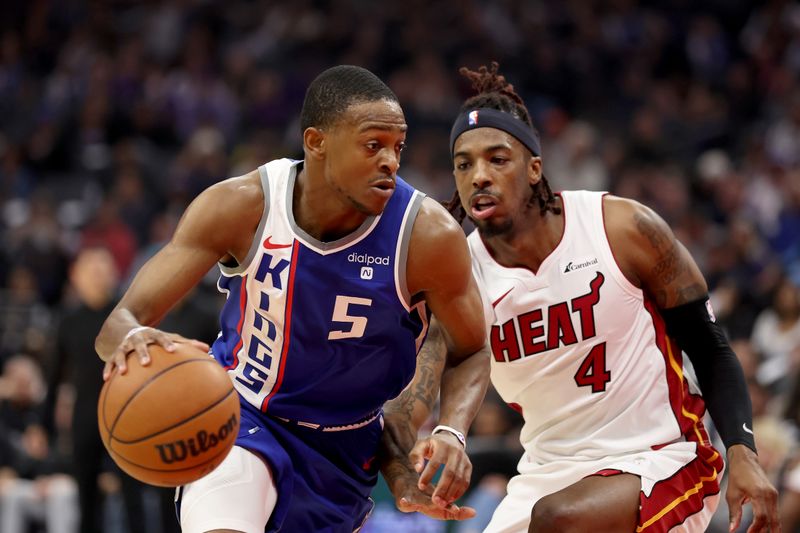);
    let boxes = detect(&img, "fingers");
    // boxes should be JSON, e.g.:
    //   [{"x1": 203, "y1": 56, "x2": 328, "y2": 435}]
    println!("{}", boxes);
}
[
  {"x1": 133, "y1": 340, "x2": 152, "y2": 367},
  {"x1": 728, "y1": 490, "x2": 748, "y2": 533},
  {"x1": 415, "y1": 434, "x2": 472, "y2": 506},
  {"x1": 106, "y1": 327, "x2": 185, "y2": 380},
  {"x1": 728, "y1": 496, "x2": 743, "y2": 533},
  {"x1": 447, "y1": 504, "x2": 477, "y2": 521},
  {"x1": 189, "y1": 339, "x2": 211, "y2": 352},
  {"x1": 167, "y1": 333, "x2": 210, "y2": 353},
  {"x1": 432, "y1": 453, "x2": 471, "y2": 507},
  {"x1": 397, "y1": 496, "x2": 418, "y2": 514},
  {"x1": 409, "y1": 439, "x2": 432, "y2": 474},
  {"x1": 117, "y1": 327, "x2": 159, "y2": 362},
  {"x1": 727, "y1": 445, "x2": 781, "y2": 533},
  {"x1": 102, "y1": 360, "x2": 116, "y2": 381},
  {"x1": 417, "y1": 454, "x2": 442, "y2": 492},
  {"x1": 746, "y1": 488, "x2": 780, "y2": 533},
  {"x1": 418, "y1": 502, "x2": 477, "y2": 521},
  {"x1": 397, "y1": 487, "x2": 433, "y2": 514},
  {"x1": 104, "y1": 327, "x2": 211, "y2": 382},
  {"x1": 109, "y1": 349, "x2": 129, "y2": 378},
  {"x1": 396, "y1": 478, "x2": 434, "y2": 514},
  {"x1": 397, "y1": 492, "x2": 476, "y2": 520}
]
